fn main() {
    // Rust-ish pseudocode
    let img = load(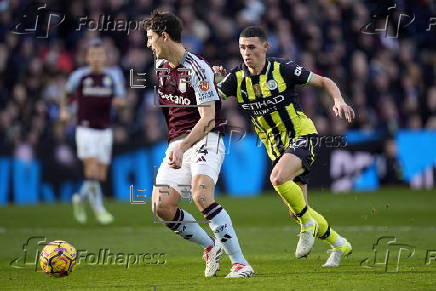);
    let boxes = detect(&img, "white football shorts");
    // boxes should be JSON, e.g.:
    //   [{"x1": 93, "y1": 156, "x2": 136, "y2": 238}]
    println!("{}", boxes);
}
[
  {"x1": 154, "y1": 132, "x2": 225, "y2": 198},
  {"x1": 75, "y1": 126, "x2": 113, "y2": 164}
]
